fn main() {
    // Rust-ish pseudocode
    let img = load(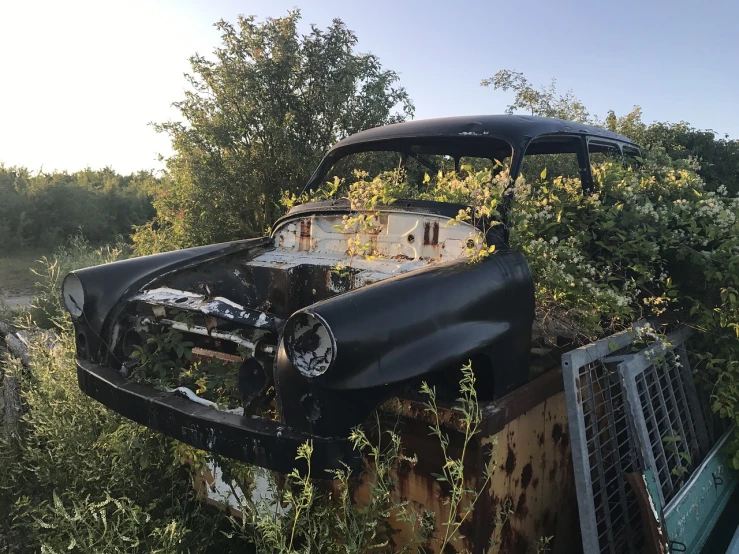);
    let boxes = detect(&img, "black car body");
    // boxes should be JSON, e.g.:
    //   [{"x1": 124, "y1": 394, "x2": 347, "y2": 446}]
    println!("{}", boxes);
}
[{"x1": 63, "y1": 115, "x2": 638, "y2": 473}]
